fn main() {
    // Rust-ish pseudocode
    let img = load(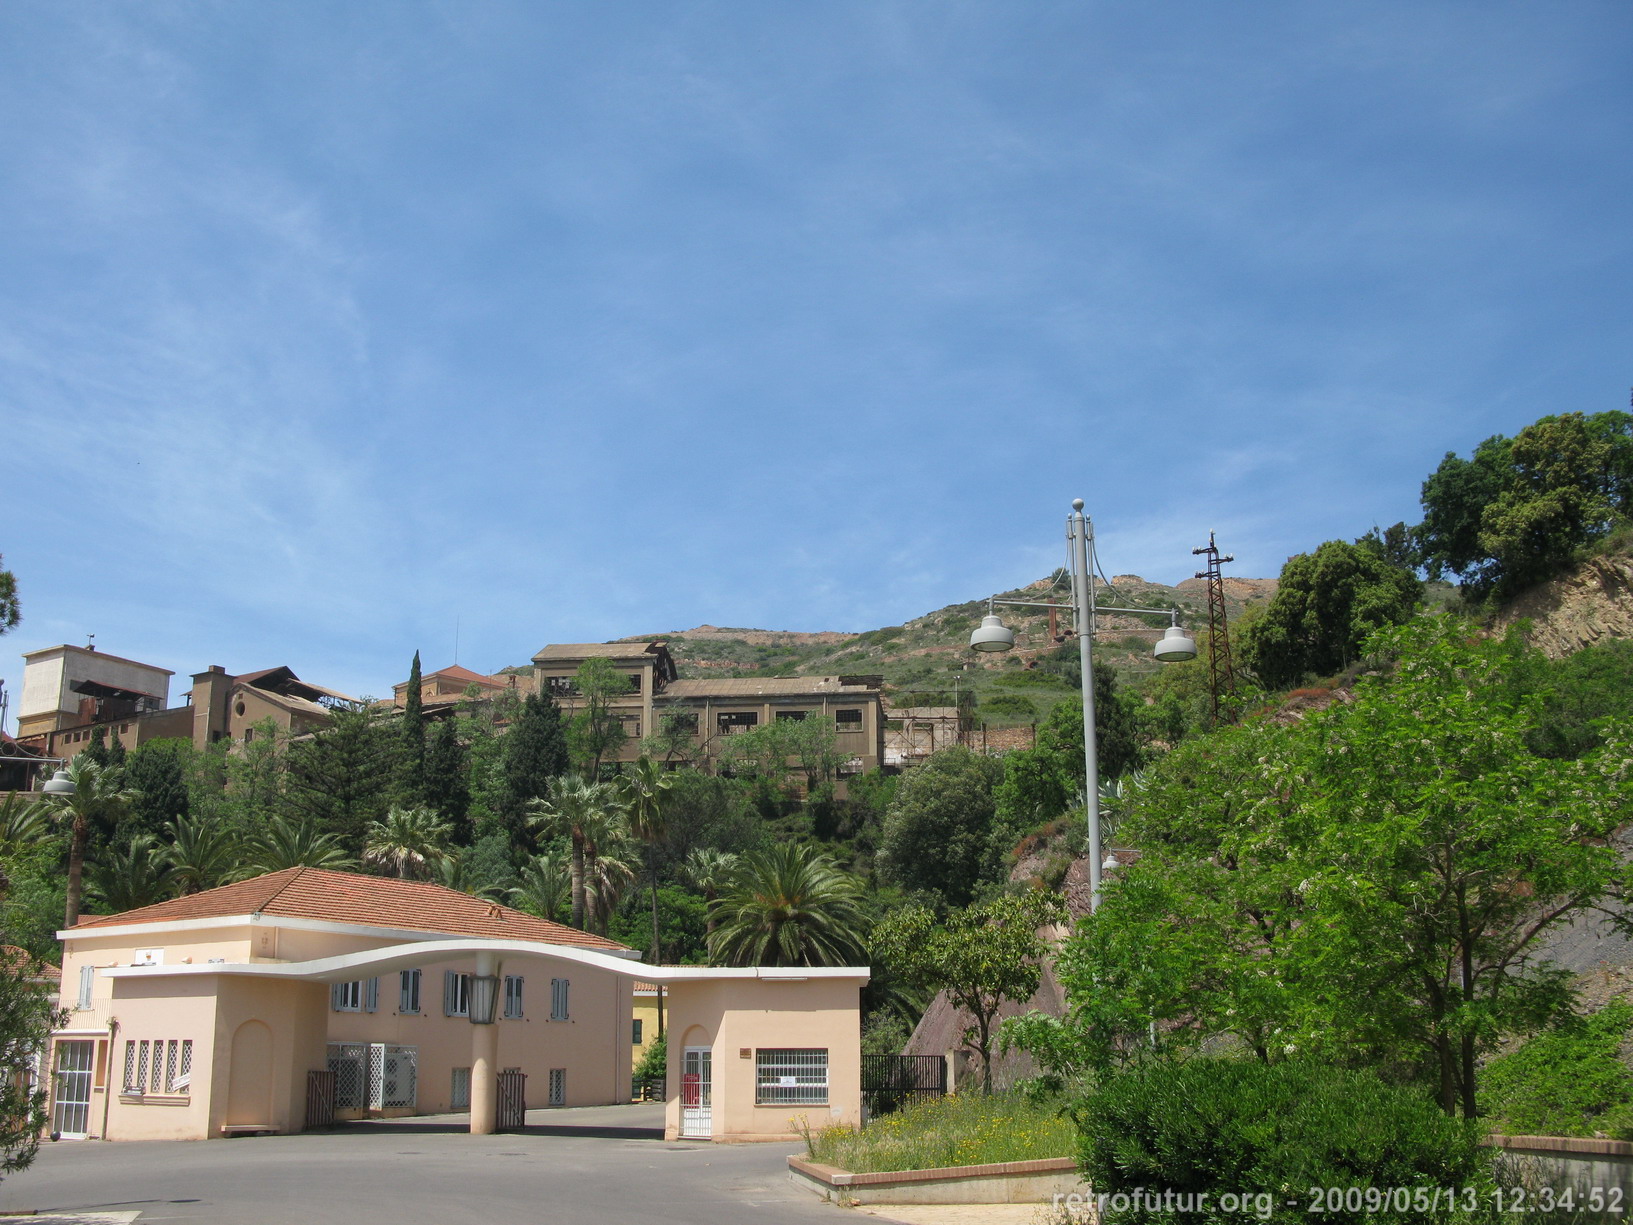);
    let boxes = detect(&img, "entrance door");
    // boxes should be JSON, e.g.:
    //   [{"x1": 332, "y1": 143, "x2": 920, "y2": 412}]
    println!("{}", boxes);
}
[
  {"x1": 680, "y1": 1046, "x2": 712, "y2": 1139},
  {"x1": 52, "y1": 1041, "x2": 95, "y2": 1139}
]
